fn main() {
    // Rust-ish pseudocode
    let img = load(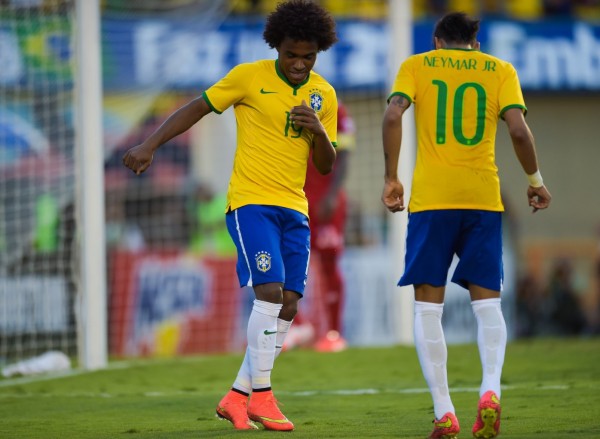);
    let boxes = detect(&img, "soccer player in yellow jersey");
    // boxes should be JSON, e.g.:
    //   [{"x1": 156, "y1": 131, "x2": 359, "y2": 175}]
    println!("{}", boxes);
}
[
  {"x1": 122, "y1": 0, "x2": 338, "y2": 432},
  {"x1": 381, "y1": 12, "x2": 551, "y2": 439}
]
